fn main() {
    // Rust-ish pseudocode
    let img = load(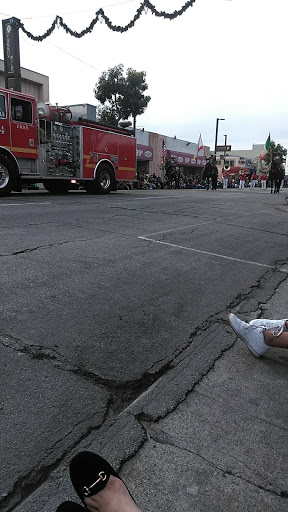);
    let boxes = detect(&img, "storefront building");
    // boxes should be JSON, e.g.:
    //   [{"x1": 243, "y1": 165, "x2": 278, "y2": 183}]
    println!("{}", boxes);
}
[
  {"x1": 216, "y1": 155, "x2": 253, "y2": 178},
  {"x1": 136, "y1": 129, "x2": 210, "y2": 179}
]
